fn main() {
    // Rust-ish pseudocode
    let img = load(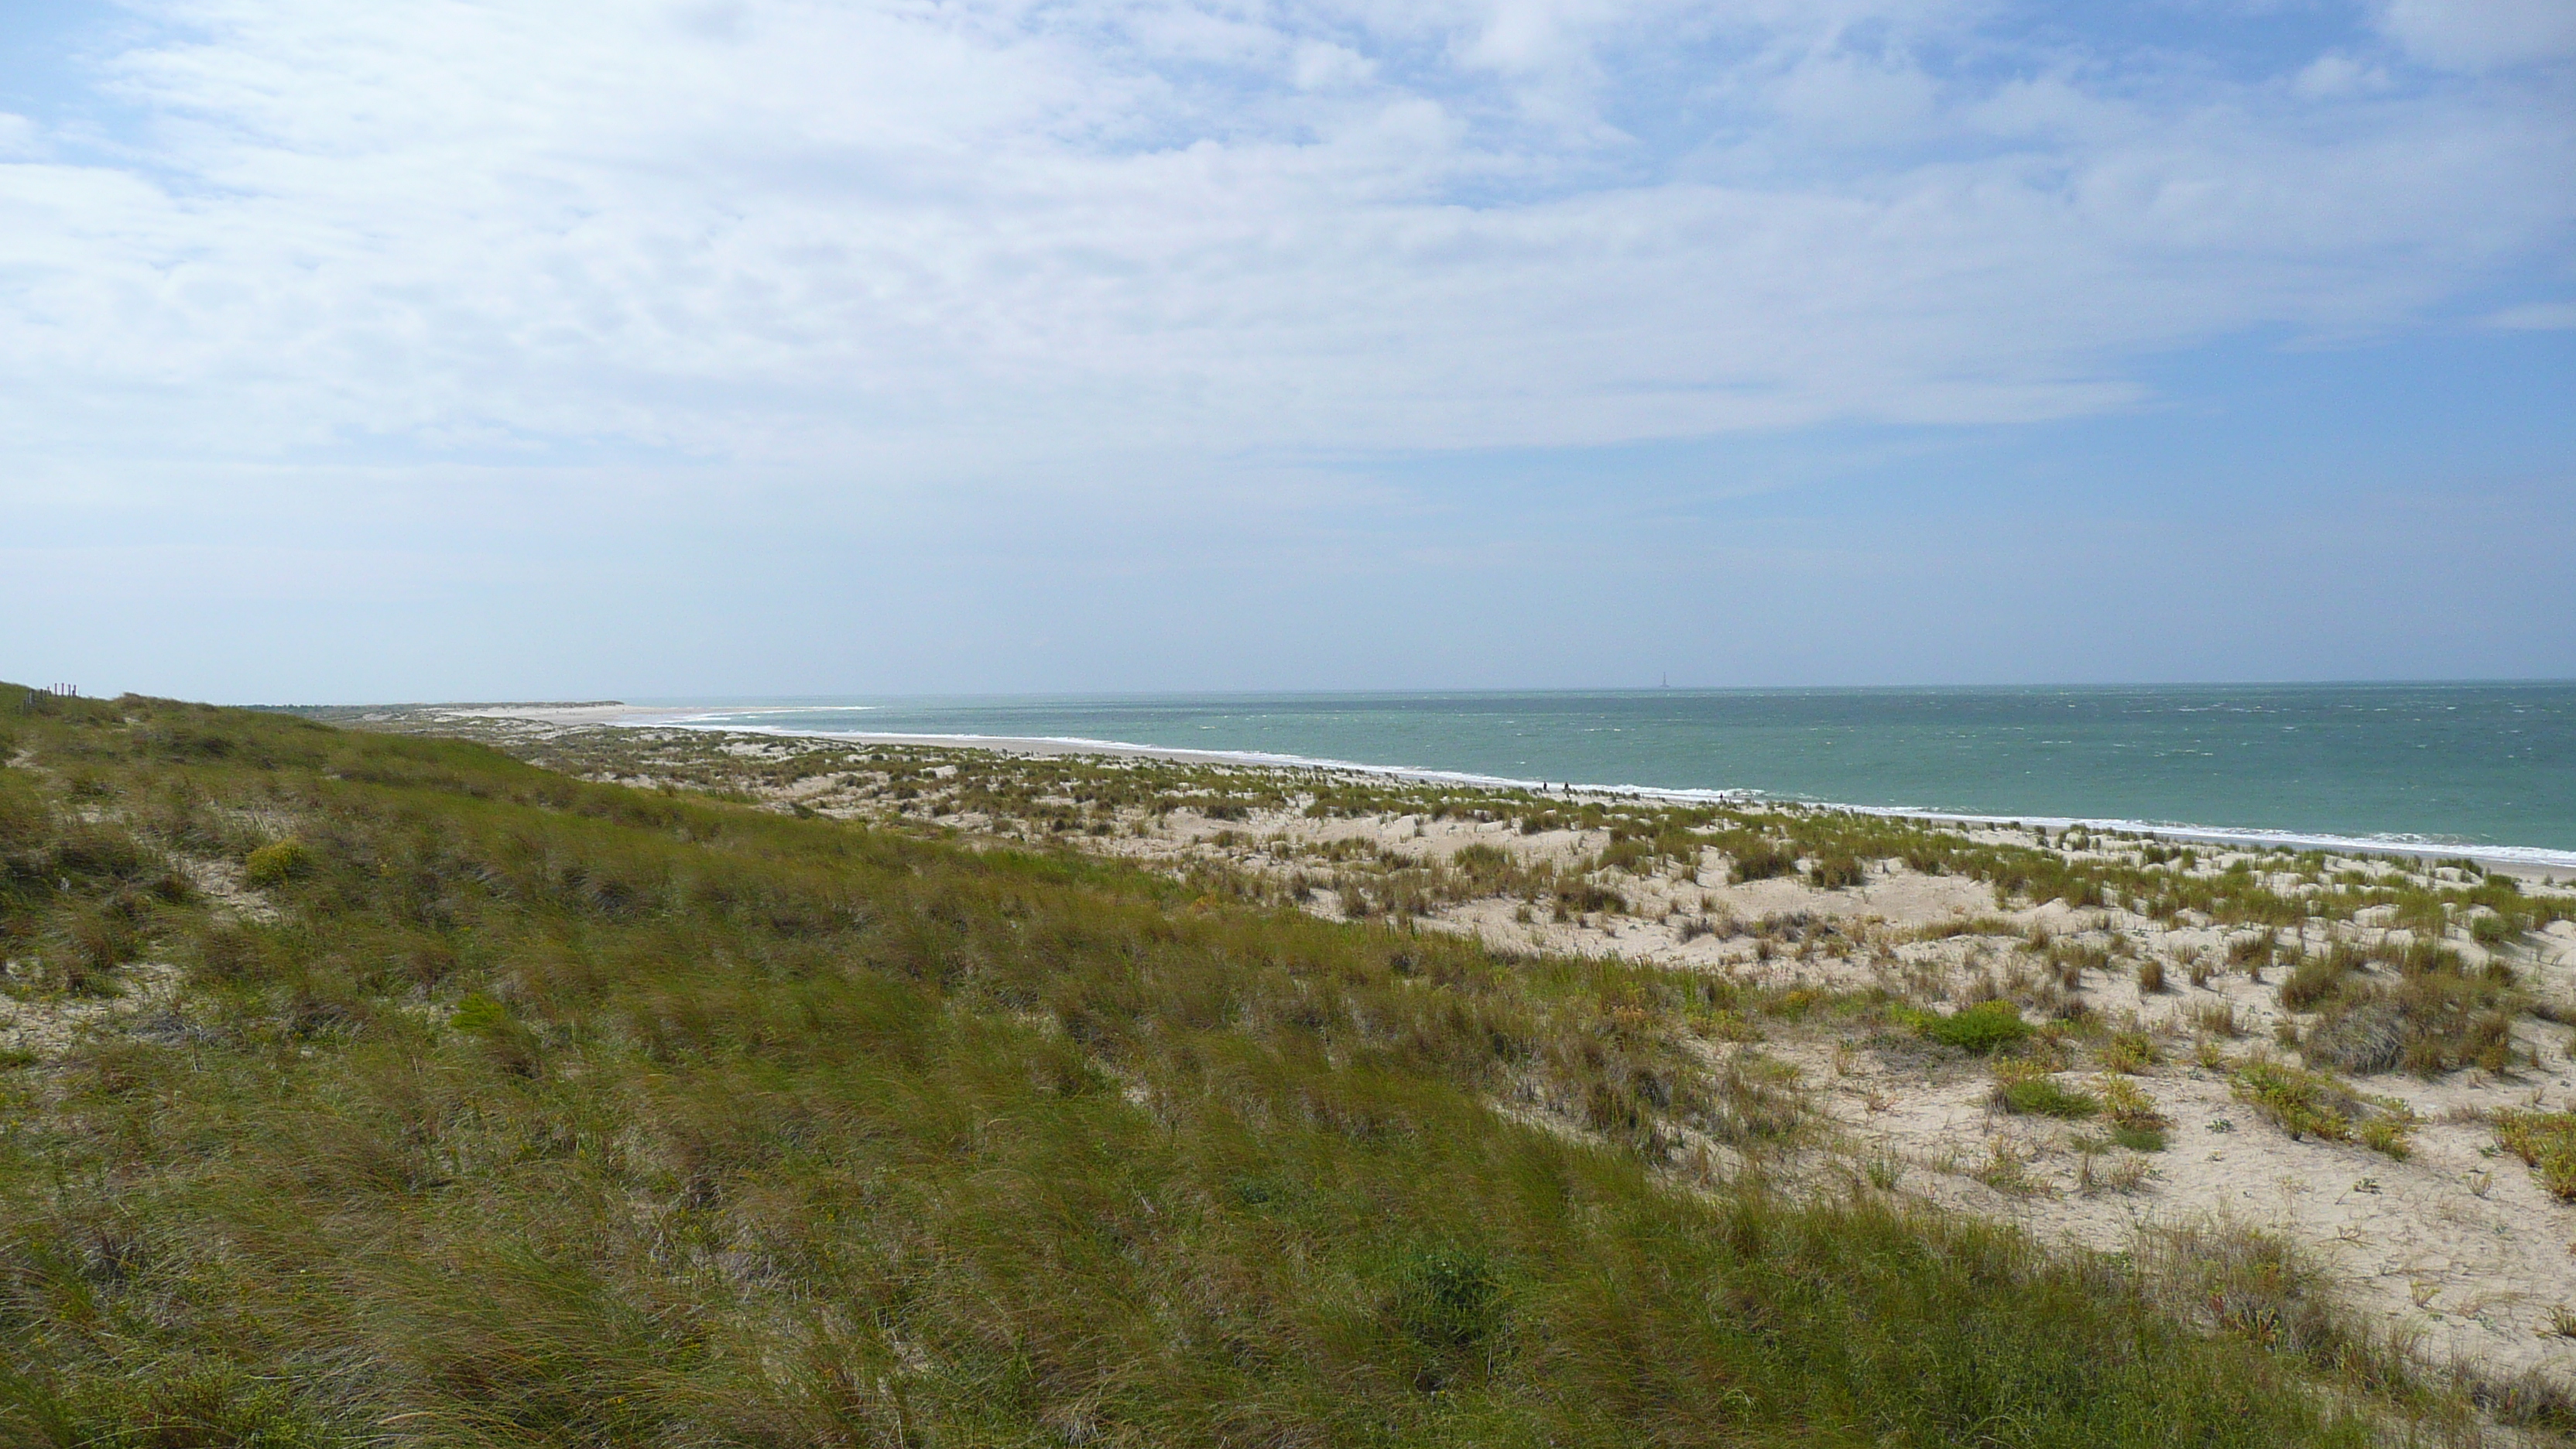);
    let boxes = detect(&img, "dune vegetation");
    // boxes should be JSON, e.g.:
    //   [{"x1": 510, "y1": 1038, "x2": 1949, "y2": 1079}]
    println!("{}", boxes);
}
[{"x1": 0, "y1": 689, "x2": 2539, "y2": 1444}]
